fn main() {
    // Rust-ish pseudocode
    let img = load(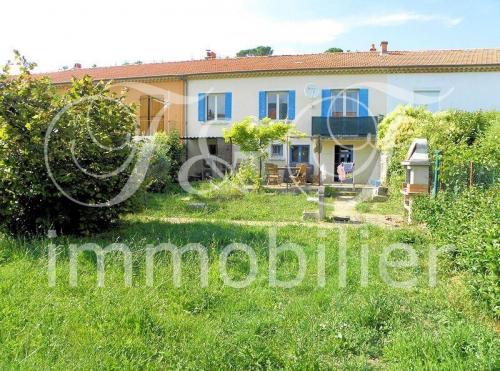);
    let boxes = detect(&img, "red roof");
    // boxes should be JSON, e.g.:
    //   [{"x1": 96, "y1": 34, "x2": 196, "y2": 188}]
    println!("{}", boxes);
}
[{"x1": 37, "y1": 49, "x2": 500, "y2": 84}]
